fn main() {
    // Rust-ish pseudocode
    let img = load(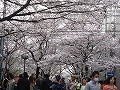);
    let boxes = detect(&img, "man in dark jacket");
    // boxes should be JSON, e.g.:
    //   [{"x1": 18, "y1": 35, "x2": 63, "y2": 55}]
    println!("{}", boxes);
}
[
  {"x1": 49, "y1": 75, "x2": 63, "y2": 90},
  {"x1": 41, "y1": 74, "x2": 52, "y2": 90},
  {"x1": 17, "y1": 72, "x2": 30, "y2": 90},
  {"x1": 60, "y1": 77, "x2": 66, "y2": 90}
]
